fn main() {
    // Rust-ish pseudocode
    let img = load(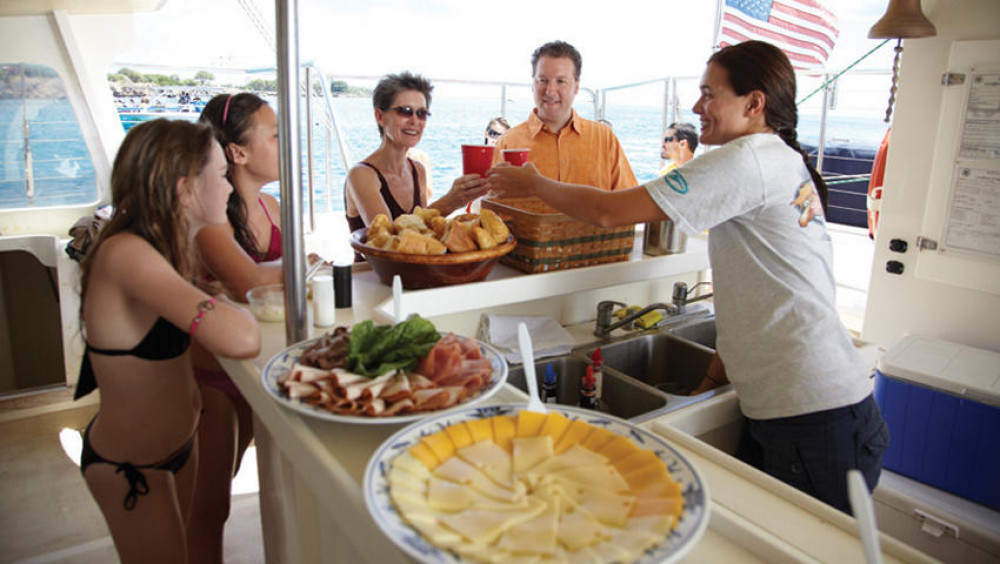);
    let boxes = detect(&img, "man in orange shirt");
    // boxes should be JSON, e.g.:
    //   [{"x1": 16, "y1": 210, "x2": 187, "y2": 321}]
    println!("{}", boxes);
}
[{"x1": 494, "y1": 41, "x2": 637, "y2": 191}]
